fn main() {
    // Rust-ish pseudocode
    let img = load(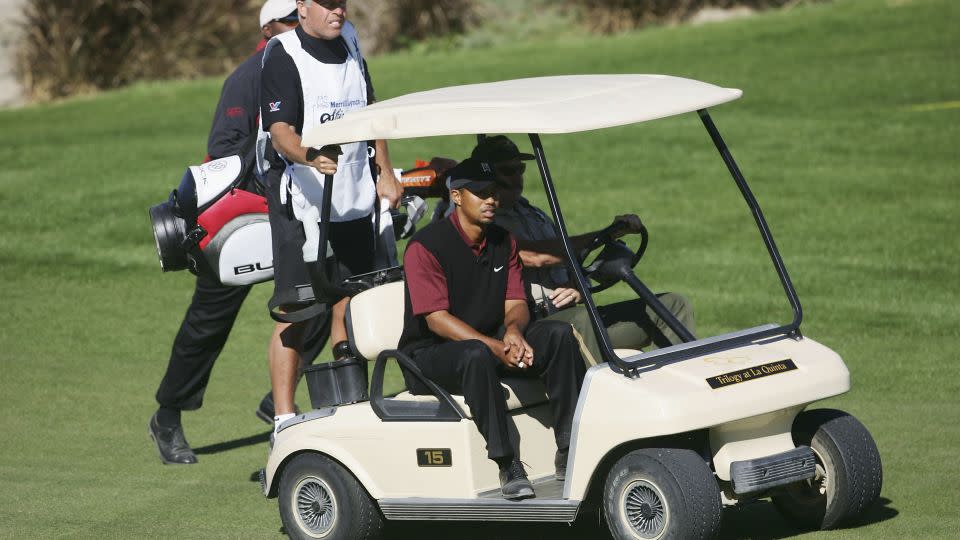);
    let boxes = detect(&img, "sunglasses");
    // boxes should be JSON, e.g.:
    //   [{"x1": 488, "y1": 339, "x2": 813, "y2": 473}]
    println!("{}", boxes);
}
[
  {"x1": 311, "y1": 0, "x2": 348, "y2": 9},
  {"x1": 496, "y1": 162, "x2": 526, "y2": 176},
  {"x1": 465, "y1": 185, "x2": 502, "y2": 200}
]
